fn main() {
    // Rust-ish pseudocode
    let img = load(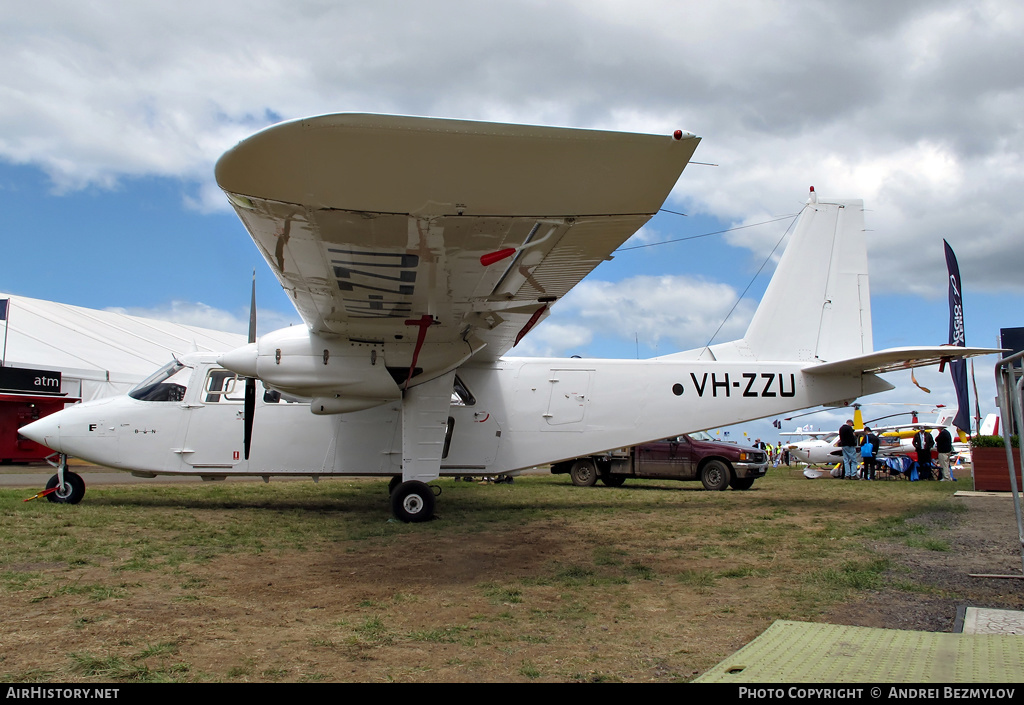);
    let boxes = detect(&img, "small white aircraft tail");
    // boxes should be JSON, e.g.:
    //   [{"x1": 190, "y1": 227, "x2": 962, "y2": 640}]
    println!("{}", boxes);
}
[
  {"x1": 687, "y1": 188, "x2": 997, "y2": 375},
  {"x1": 742, "y1": 189, "x2": 872, "y2": 363},
  {"x1": 669, "y1": 188, "x2": 873, "y2": 366},
  {"x1": 979, "y1": 412, "x2": 1000, "y2": 436}
]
